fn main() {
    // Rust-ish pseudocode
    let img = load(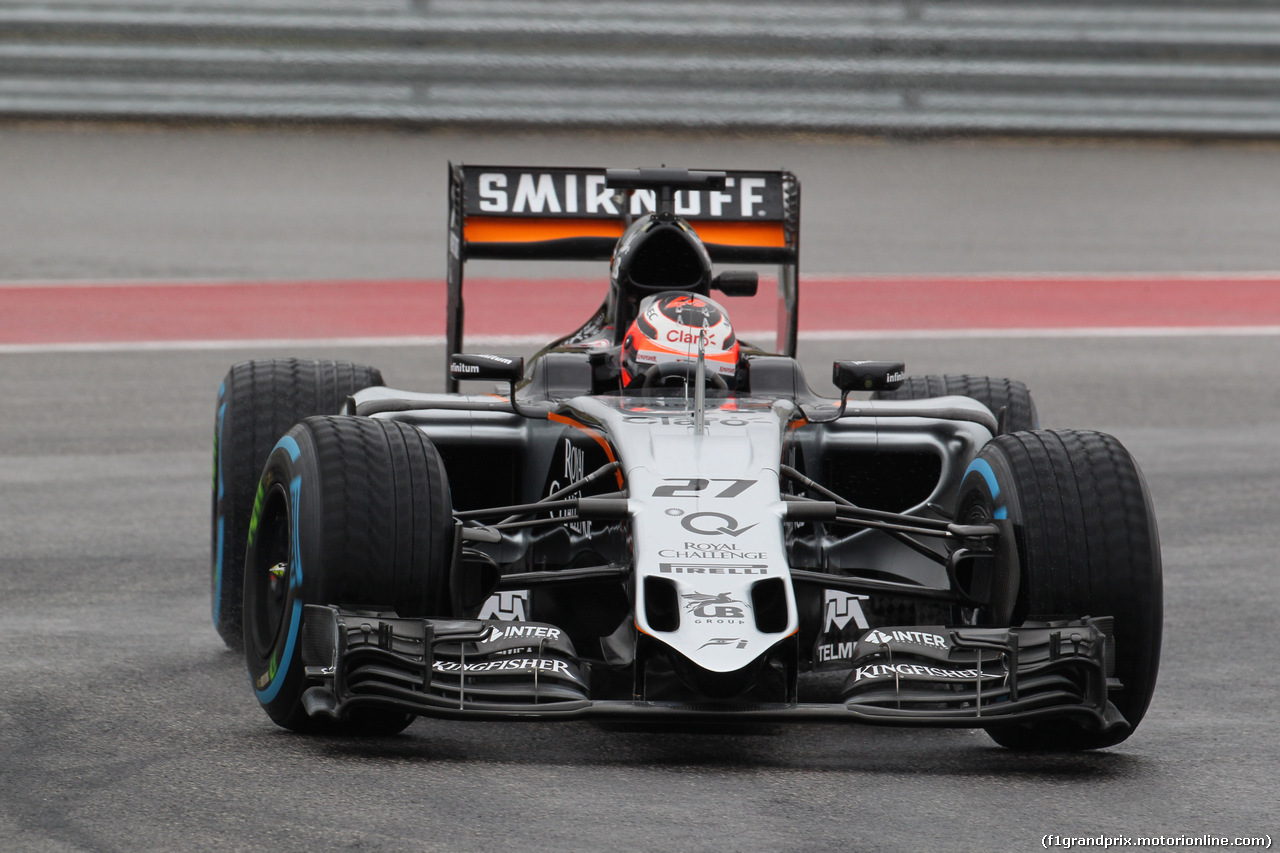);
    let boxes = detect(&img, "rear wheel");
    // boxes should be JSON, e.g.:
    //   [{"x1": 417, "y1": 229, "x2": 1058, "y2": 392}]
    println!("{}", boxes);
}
[
  {"x1": 873, "y1": 374, "x2": 1038, "y2": 434},
  {"x1": 243, "y1": 416, "x2": 454, "y2": 734},
  {"x1": 956, "y1": 429, "x2": 1163, "y2": 750},
  {"x1": 212, "y1": 359, "x2": 384, "y2": 649}
]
